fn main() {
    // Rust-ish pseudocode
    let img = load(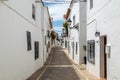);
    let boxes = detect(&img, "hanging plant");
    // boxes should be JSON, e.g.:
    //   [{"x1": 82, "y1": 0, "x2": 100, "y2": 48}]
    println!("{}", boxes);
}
[
  {"x1": 63, "y1": 22, "x2": 68, "y2": 36},
  {"x1": 63, "y1": 22, "x2": 68, "y2": 29}
]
